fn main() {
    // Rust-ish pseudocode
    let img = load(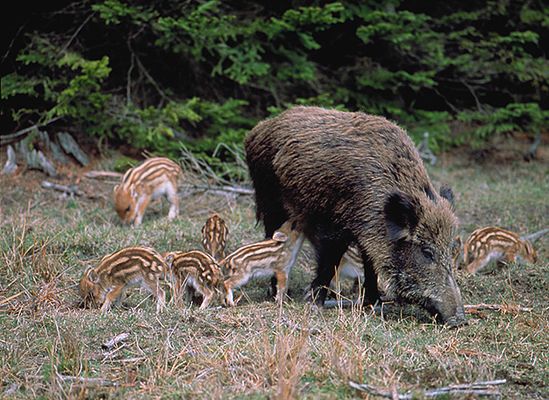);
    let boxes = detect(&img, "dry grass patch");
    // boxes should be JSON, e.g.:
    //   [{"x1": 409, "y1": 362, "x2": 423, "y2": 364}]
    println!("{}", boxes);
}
[{"x1": 0, "y1": 156, "x2": 548, "y2": 398}]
